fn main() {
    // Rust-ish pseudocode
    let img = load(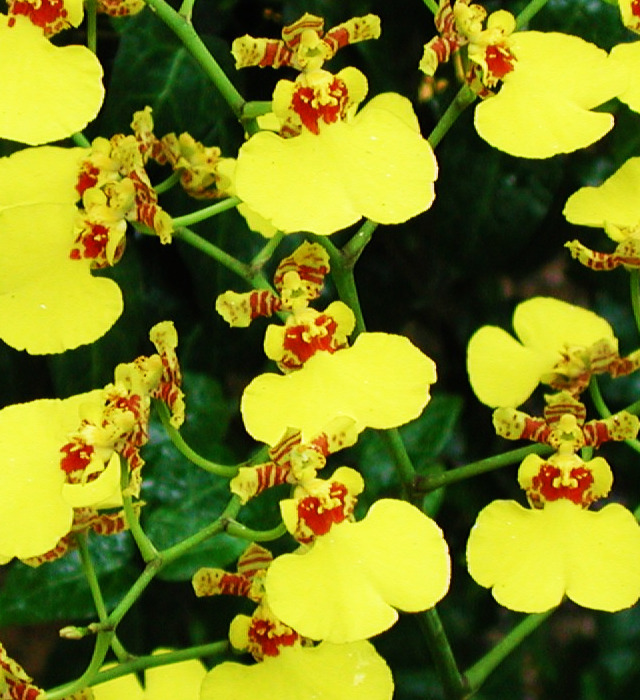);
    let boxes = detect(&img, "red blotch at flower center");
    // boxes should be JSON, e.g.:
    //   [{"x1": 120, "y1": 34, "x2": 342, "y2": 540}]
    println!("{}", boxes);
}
[
  {"x1": 297, "y1": 482, "x2": 350, "y2": 537},
  {"x1": 60, "y1": 440, "x2": 95, "y2": 474},
  {"x1": 484, "y1": 44, "x2": 516, "y2": 80},
  {"x1": 530, "y1": 465, "x2": 595, "y2": 506},
  {"x1": 291, "y1": 77, "x2": 350, "y2": 134},
  {"x1": 281, "y1": 314, "x2": 343, "y2": 368},
  {"x1": 248, "y1": 617, "x2": 301, "y2": 657},
  {"x1": 8, "y1": 0, "x2": 70, "y2": 34}
]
